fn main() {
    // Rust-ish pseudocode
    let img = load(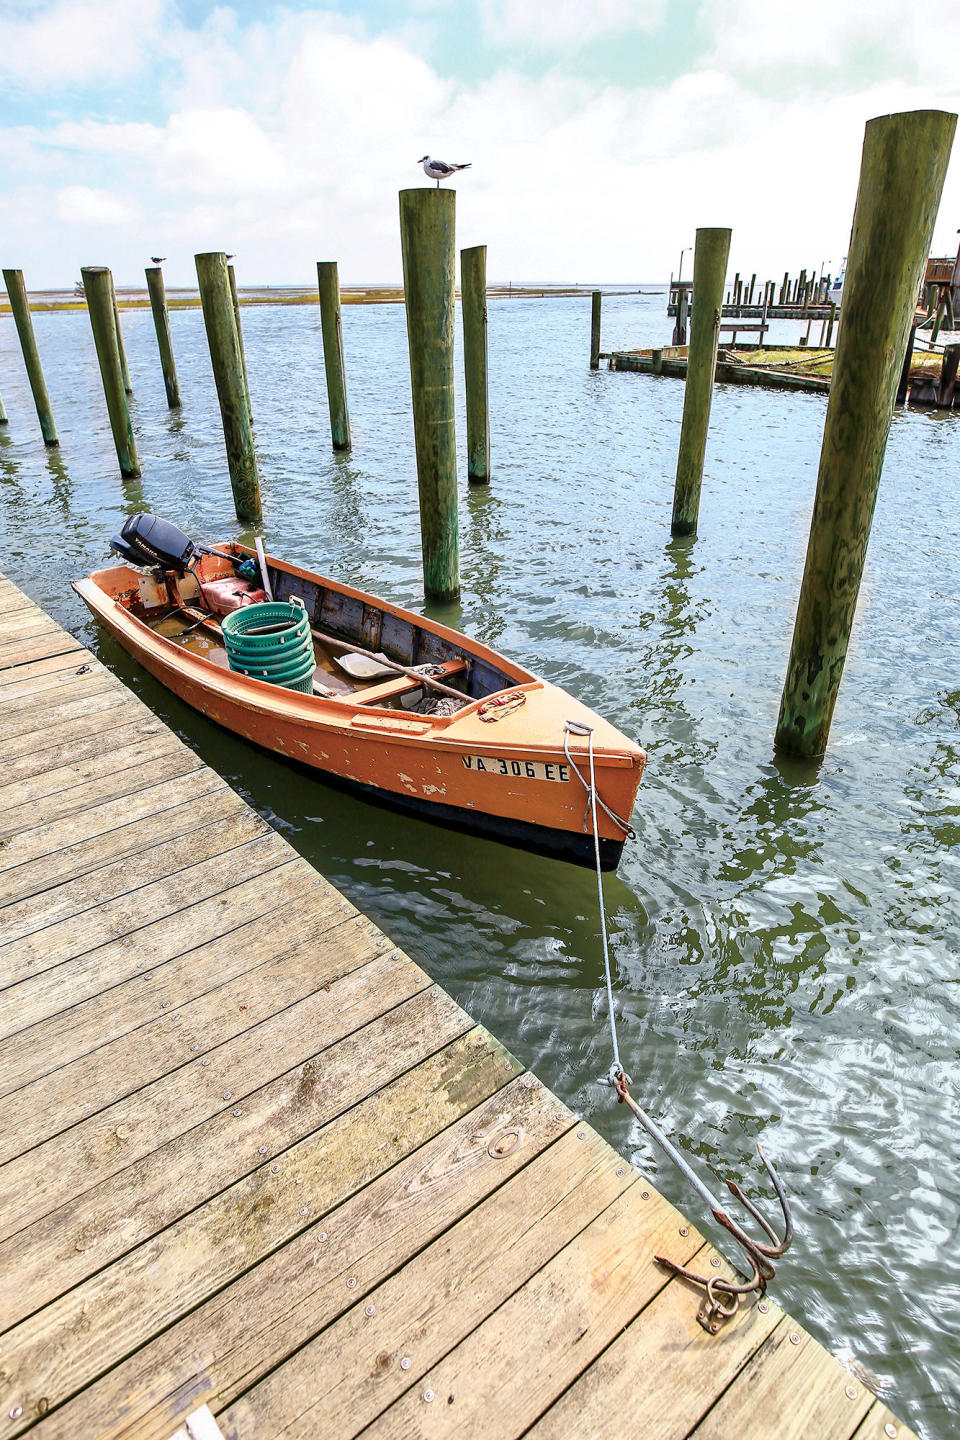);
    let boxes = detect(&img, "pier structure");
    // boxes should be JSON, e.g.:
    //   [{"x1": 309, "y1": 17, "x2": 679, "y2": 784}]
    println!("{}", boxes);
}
[
  {"x1": 668, "y1": 277, "x2": 835, "y2": 323},
  {"x1": 0, "y1": 572, "x2": 916, "y2": 1440}
]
